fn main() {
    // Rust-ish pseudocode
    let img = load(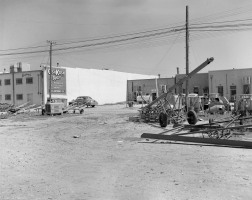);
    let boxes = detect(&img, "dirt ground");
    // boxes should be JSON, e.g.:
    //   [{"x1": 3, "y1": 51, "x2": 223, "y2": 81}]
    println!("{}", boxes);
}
[{"x1": 0, "y1": 104, "x2": 252, "y2": 200}]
